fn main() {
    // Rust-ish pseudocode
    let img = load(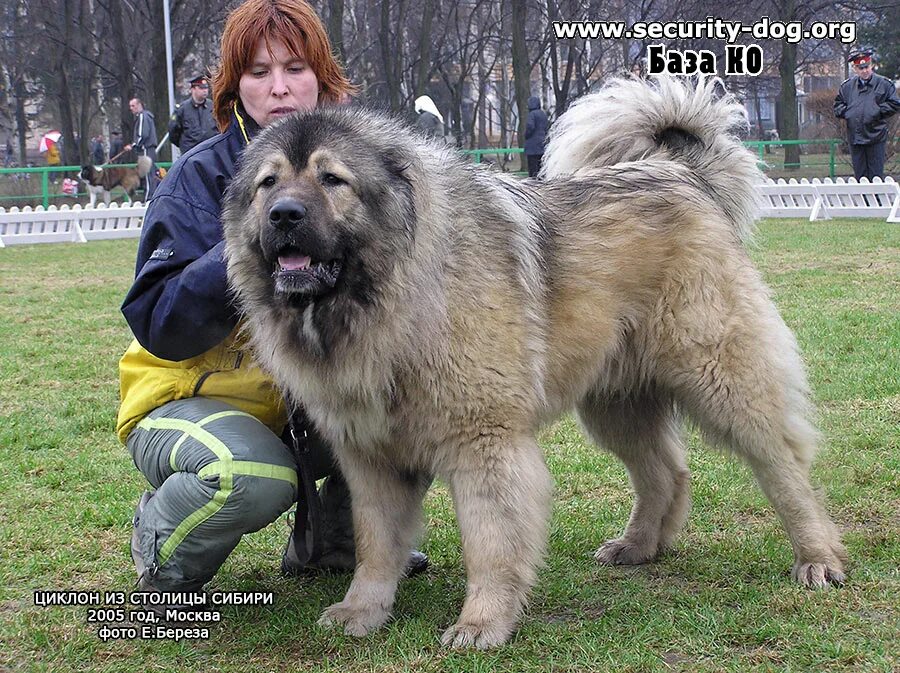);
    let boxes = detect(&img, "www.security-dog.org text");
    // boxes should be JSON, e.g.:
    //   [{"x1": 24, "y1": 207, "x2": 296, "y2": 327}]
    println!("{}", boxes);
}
[{"x1": 553, "y1": 17, "x2": 857, "y2": 75}]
